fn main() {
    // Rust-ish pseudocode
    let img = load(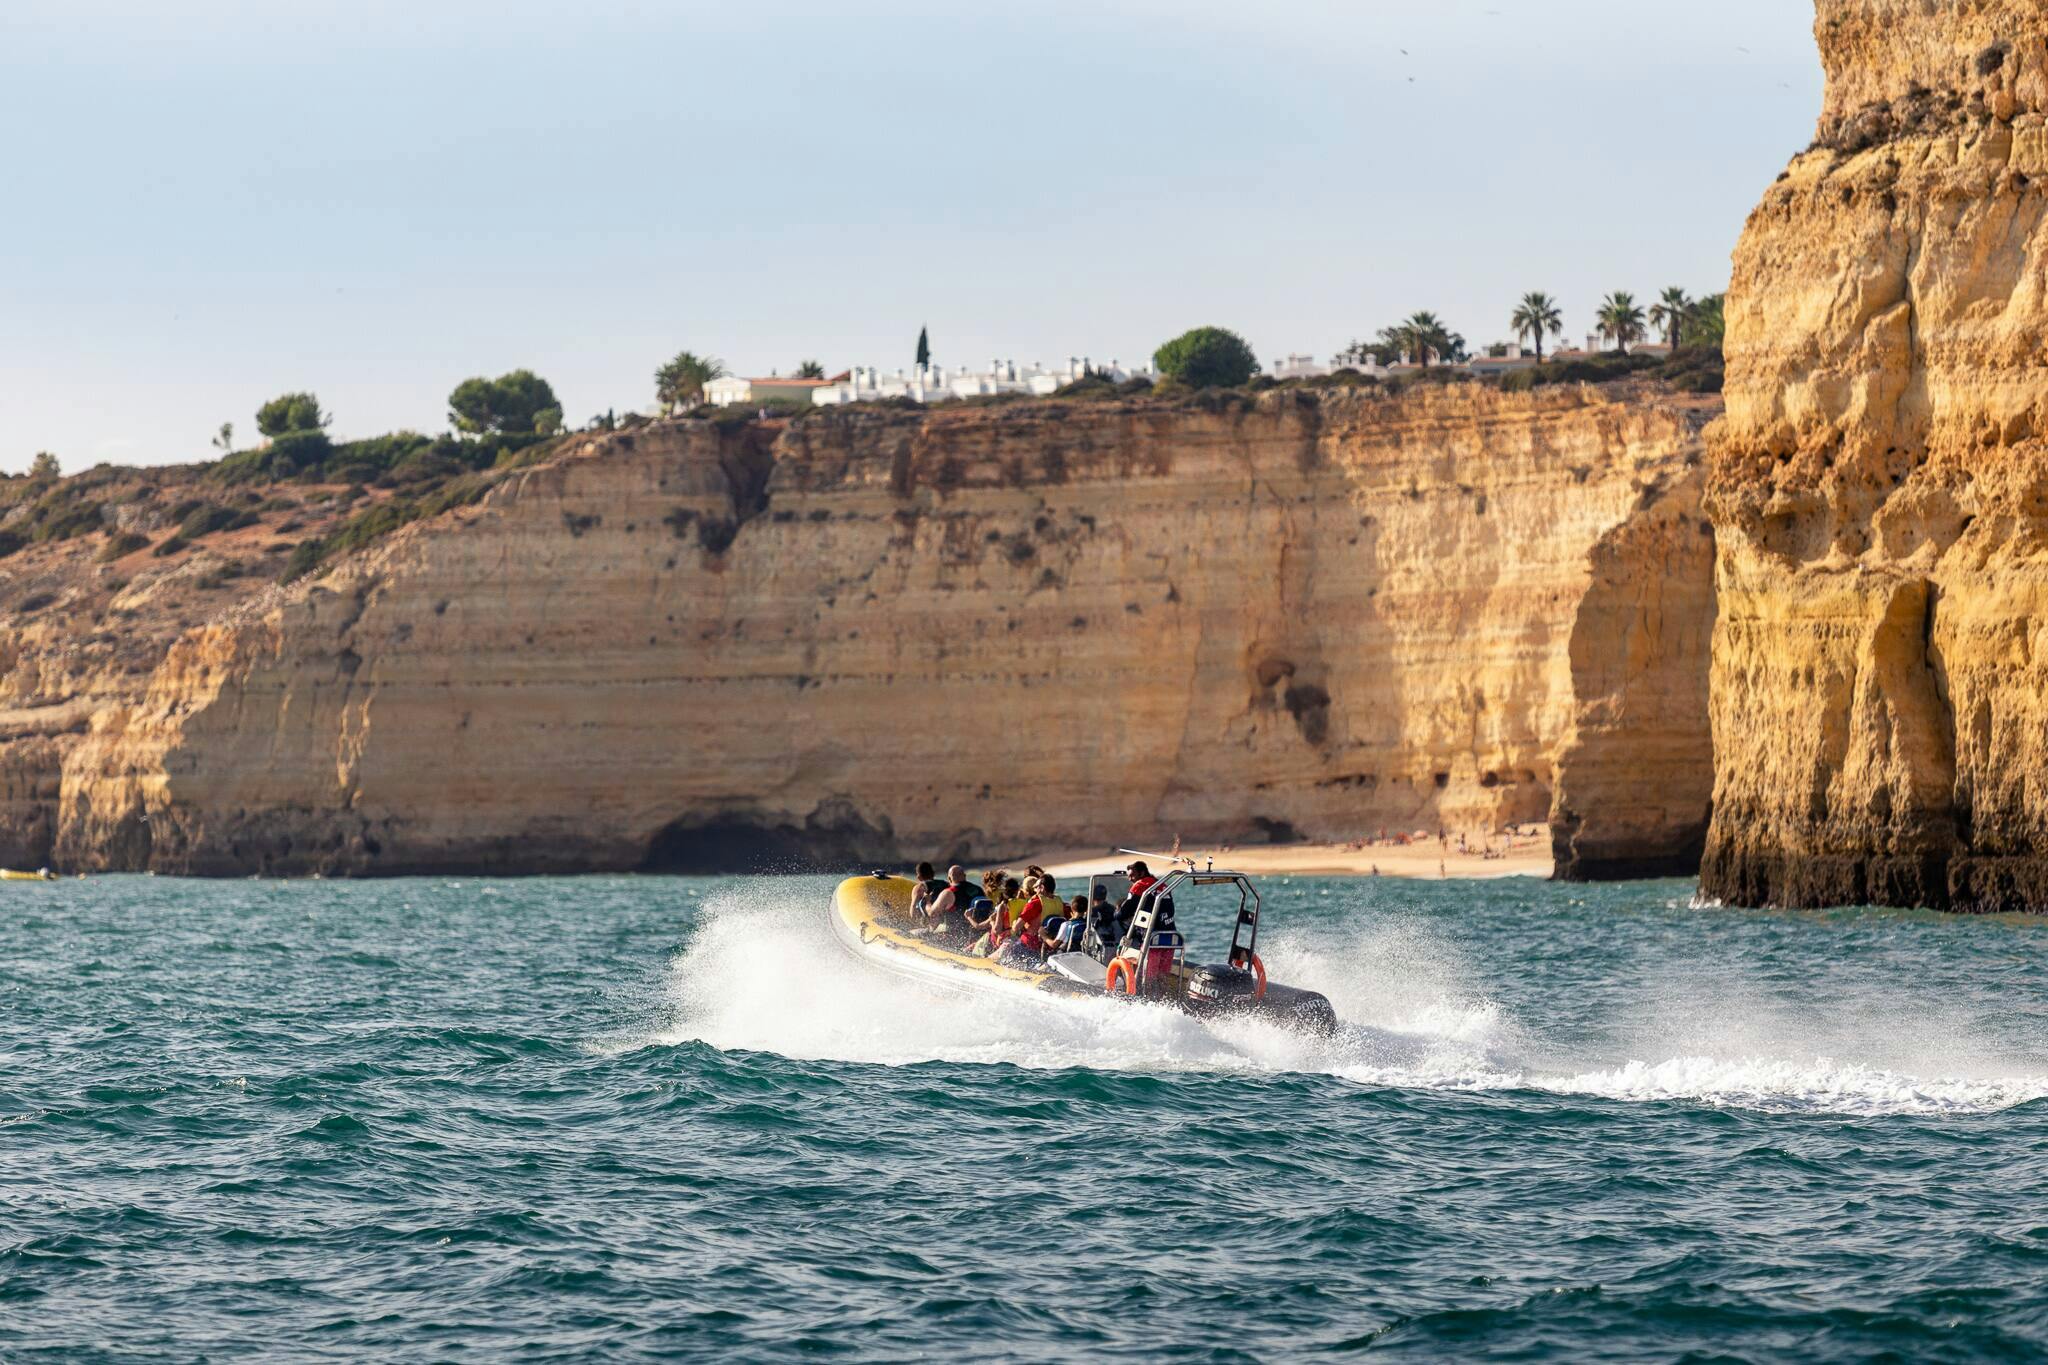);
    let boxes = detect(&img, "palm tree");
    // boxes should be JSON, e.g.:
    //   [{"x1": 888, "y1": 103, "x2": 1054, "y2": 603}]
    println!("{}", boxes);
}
[
  {"x1": 1596, "y1": 292, "x2": 1647, "y2": 355},
  {"x1": 795, "y1": 360, "x2": 825, "y2": 379},
  {"x1": 1684, "y1": 293, "x2": 1726, "y2": 348},
  {"x1": 1510, "y1": 292, "x2": 1563, "y2": 364},
  {"x1": 655, "y1": 350, "x2": 726, "y2": 416},
  {"x1": 1377, "y1": 311, "x2": 1461, "y2": 368},
  {"x1": 1649, "y1": 287, "x2": 1692, "y2": 350}
]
